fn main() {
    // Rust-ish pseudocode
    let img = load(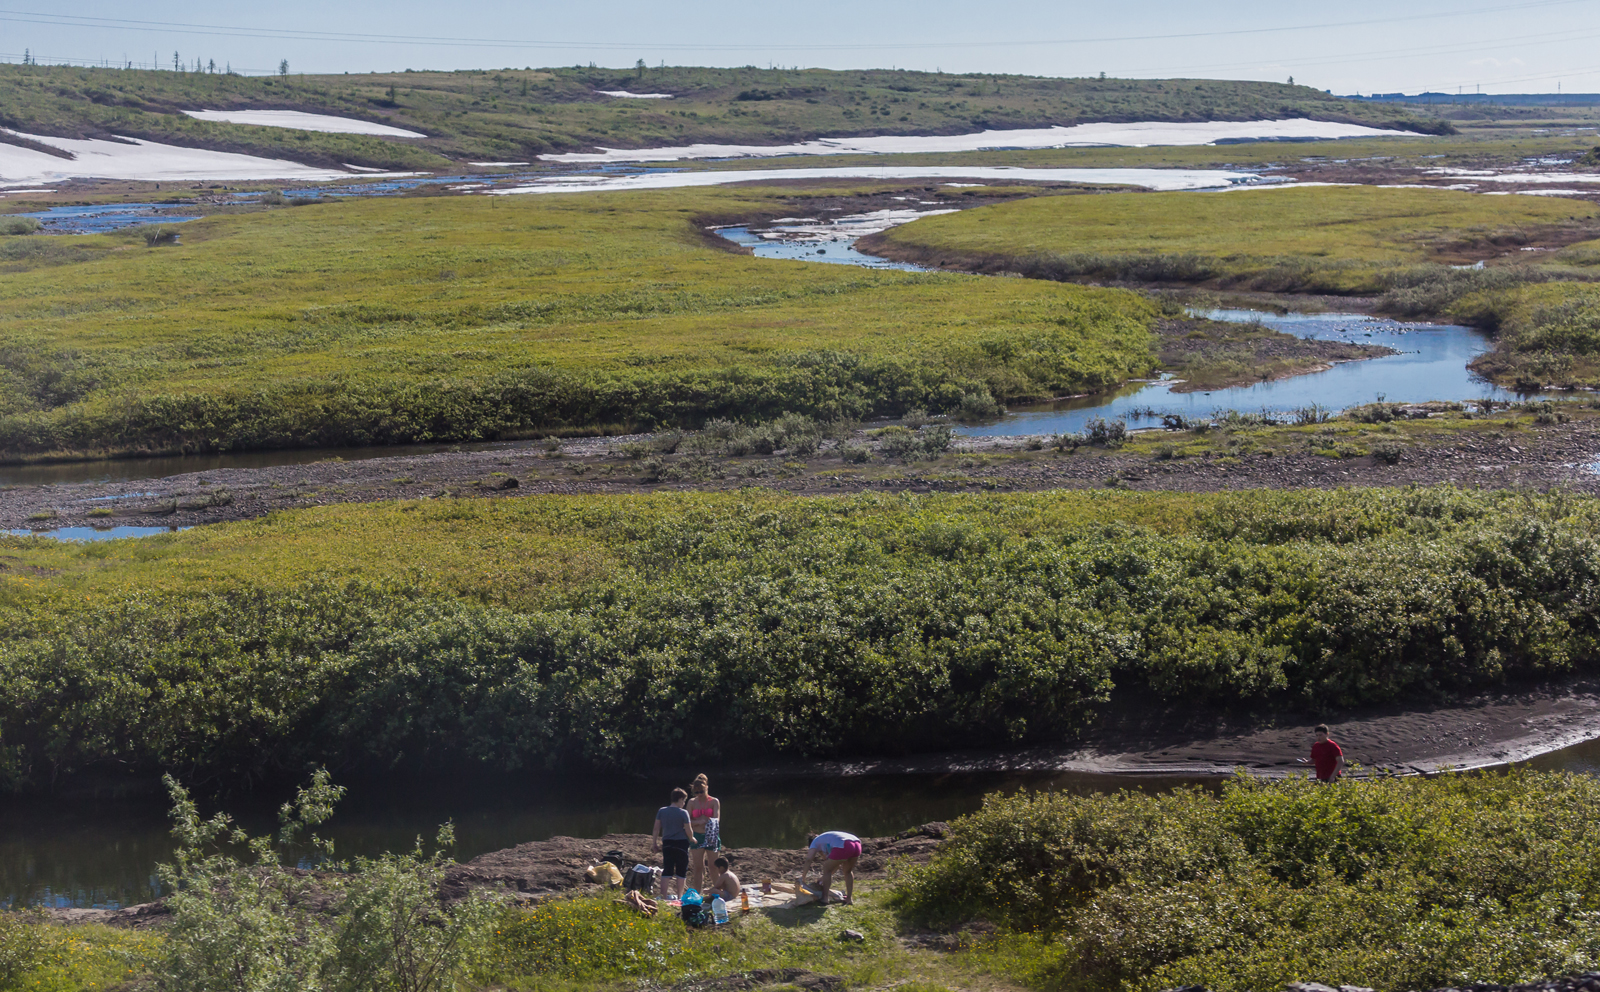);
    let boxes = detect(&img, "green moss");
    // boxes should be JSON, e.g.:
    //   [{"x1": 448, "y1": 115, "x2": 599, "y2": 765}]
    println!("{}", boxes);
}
[
  {"x1": 872, "y1": 185, "x2": 1600, "y2": 294},
  {"x1": 0, "y1": 187, "x2": 1161, "y2": 456}
]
